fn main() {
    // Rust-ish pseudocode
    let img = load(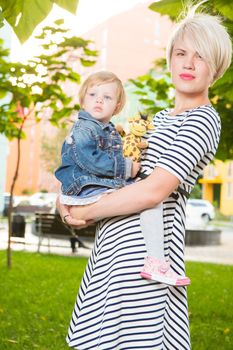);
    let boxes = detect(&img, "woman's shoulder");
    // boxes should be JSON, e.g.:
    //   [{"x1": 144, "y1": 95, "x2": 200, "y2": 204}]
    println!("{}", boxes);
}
[
  {"x1": 185, "y1": 104, "x2": 221, "y2": 126},
  {"x1": 187, "y1": 104, "x2": 219, "y2": 118},
  {"x1": 153, "y1": 108, "x2": 170, "y2": 122},
  {"x1": 153, "y1": 105, "x2": 220, "y2": 128}
]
